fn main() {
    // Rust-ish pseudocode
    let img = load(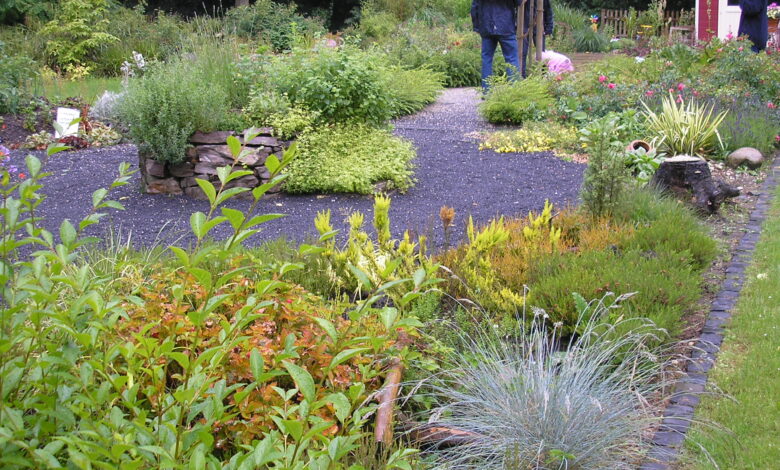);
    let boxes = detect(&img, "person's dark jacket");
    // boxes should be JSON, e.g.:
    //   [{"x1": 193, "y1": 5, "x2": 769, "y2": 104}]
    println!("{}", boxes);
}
[
  {"x1": 471, "y1": 0, "x2": 553, "y2": 37},
  {"x1": 738, "y1": 0, "x2": 769, "y2": 51}
]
